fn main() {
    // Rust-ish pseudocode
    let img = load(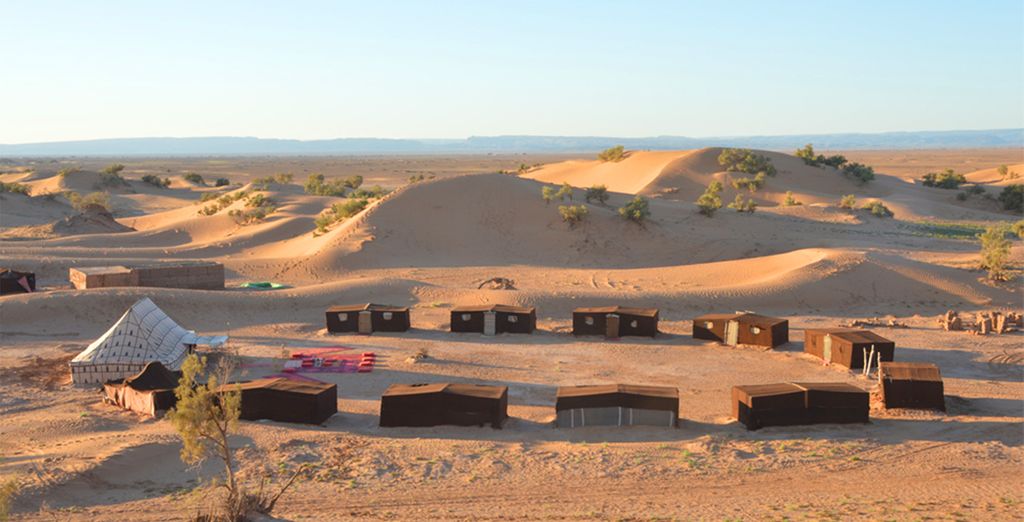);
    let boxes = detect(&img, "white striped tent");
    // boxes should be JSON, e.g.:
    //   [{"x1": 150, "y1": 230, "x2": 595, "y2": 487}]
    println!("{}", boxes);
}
[{"x1": 71, "y1": 298, "x2": 226, "y2": 385}]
